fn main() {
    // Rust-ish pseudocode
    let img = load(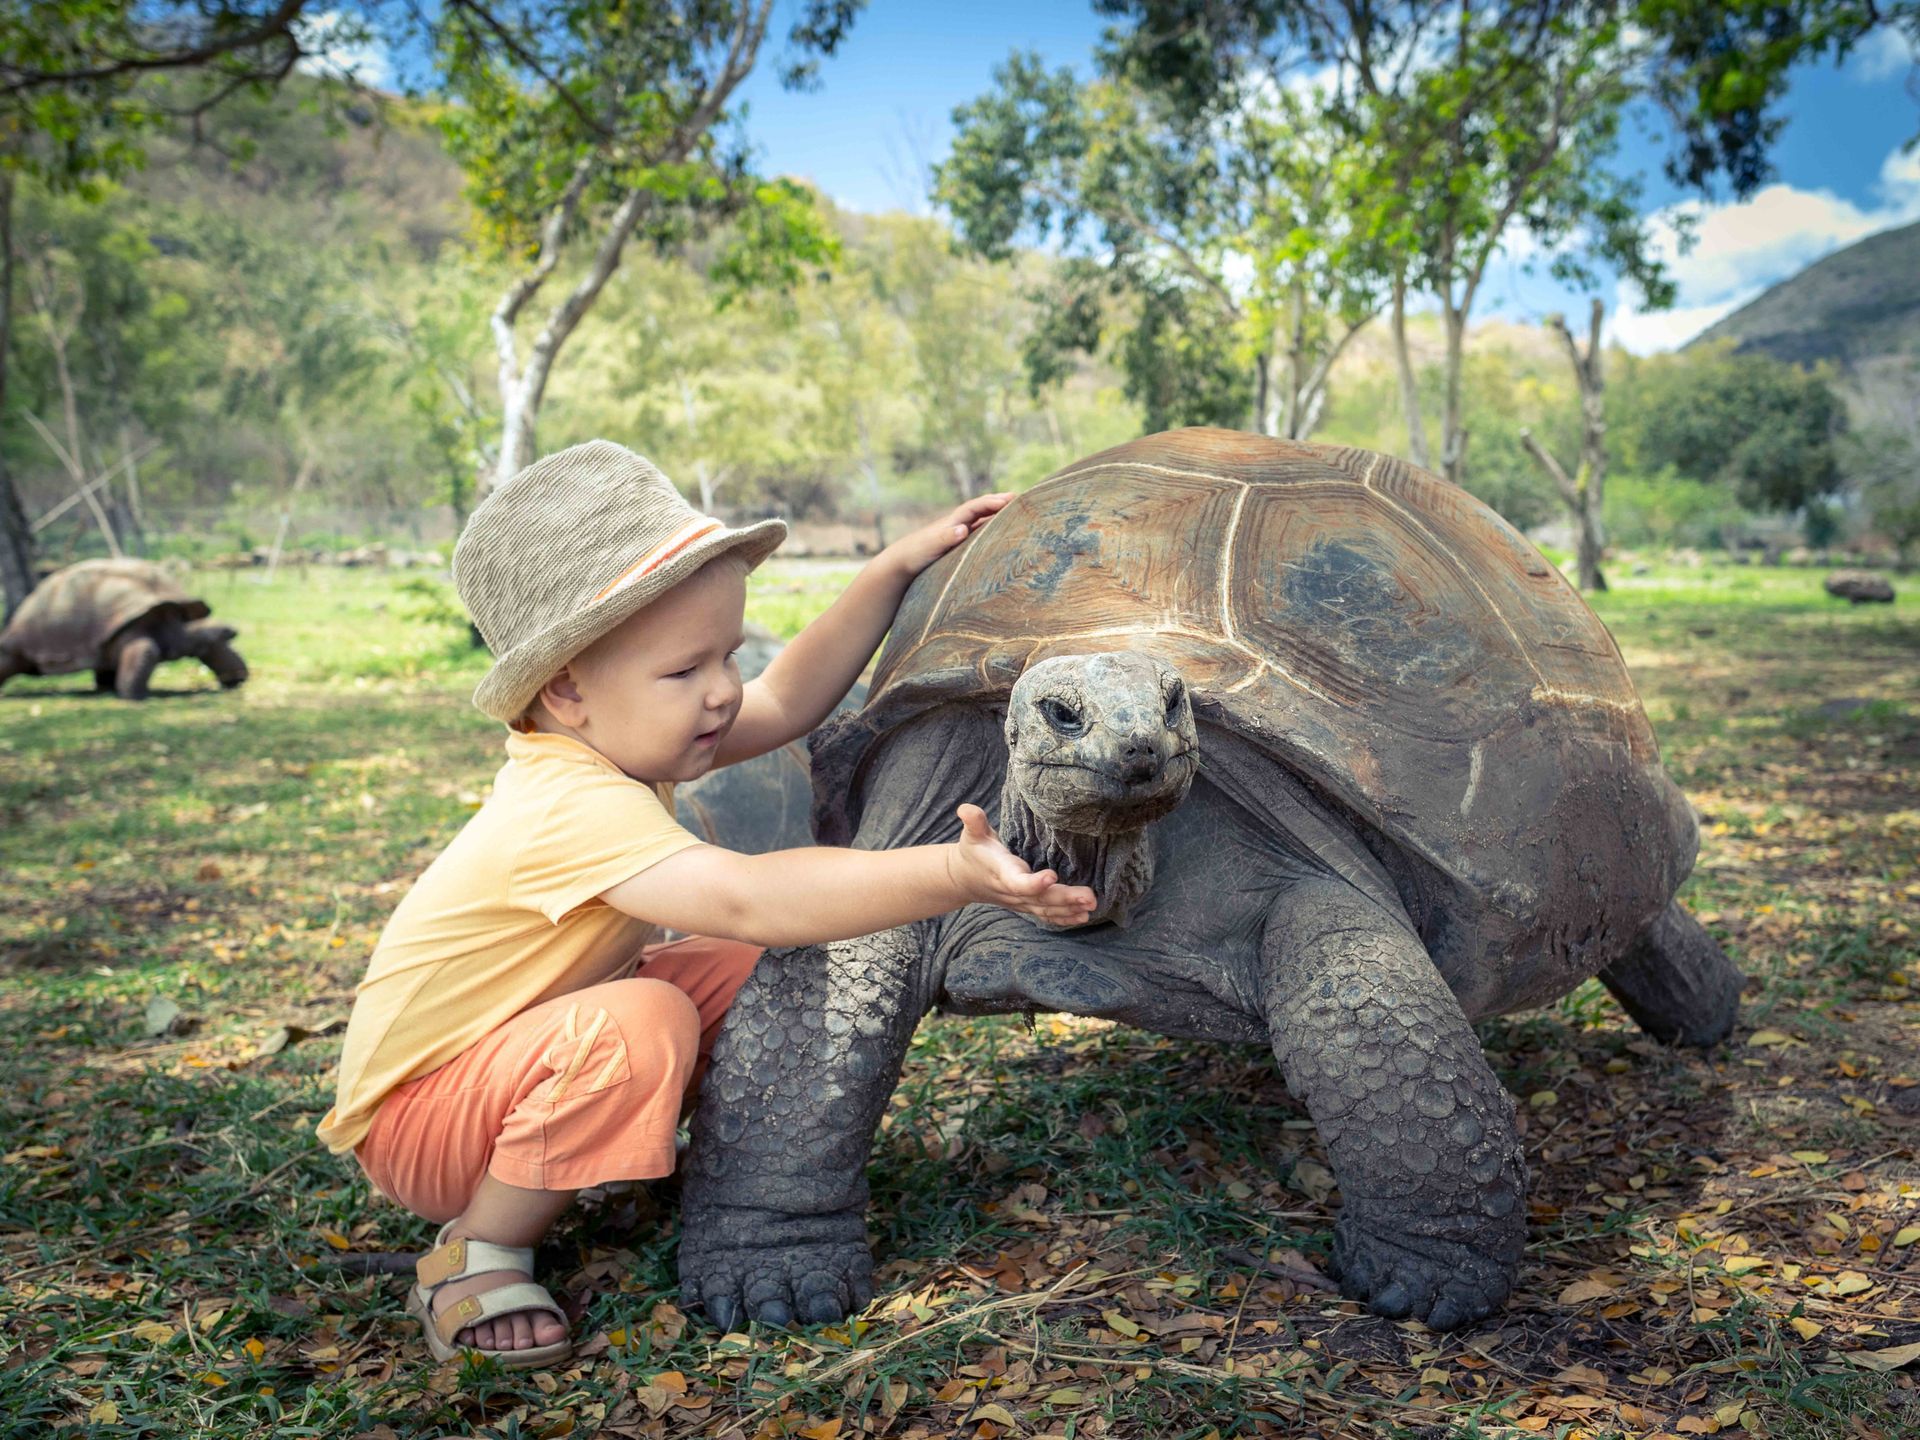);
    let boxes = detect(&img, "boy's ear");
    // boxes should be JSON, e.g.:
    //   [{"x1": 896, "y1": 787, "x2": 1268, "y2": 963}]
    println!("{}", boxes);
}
[{"x1": 539, "y1": 667, "x2": 588, "y2": 726}]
